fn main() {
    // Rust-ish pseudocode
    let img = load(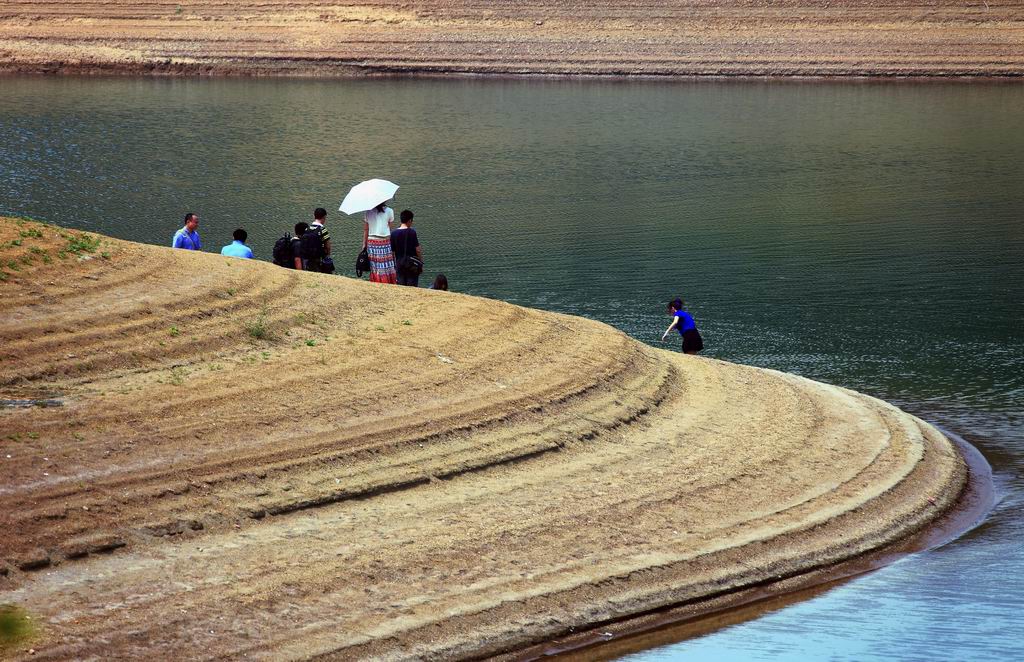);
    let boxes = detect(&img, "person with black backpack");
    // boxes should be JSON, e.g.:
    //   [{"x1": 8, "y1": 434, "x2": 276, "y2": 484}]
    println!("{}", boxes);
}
[
  {"x1": 300, "y1": 208, "x2": 333, "y2": 273},
  {"x1": 272, "y1": 222, "x2": 308, "y2": 270}
]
